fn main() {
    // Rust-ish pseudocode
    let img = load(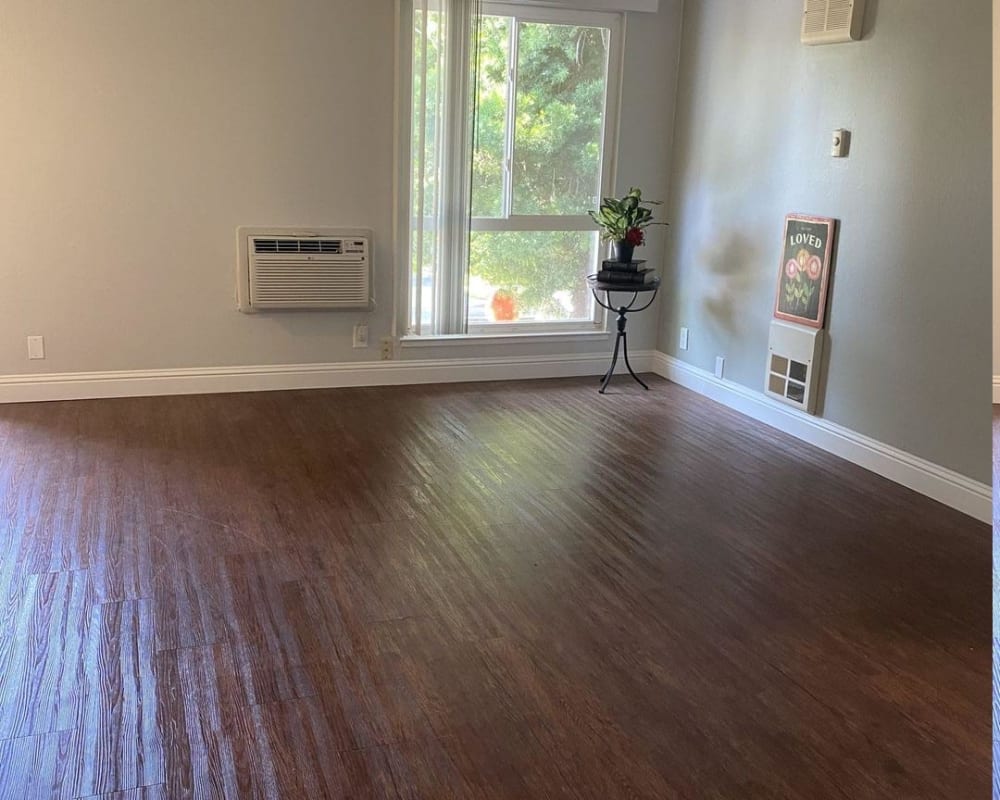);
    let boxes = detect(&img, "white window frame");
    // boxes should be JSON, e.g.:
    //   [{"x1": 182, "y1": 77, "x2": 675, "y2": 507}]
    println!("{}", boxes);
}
[{"x1": 394, "y1": 2, "x2": 625, "y2": 340}]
